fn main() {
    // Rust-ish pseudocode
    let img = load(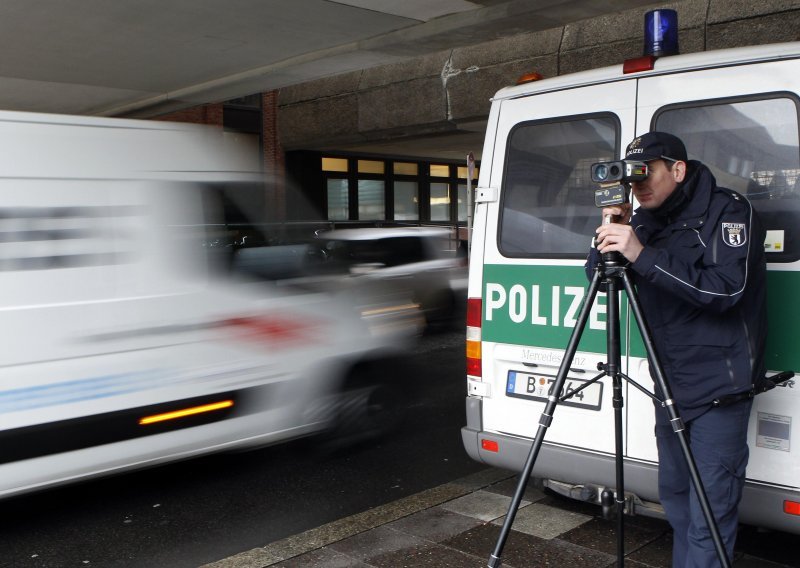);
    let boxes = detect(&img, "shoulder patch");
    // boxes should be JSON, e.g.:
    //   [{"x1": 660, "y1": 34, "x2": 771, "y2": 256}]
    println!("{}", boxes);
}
[{"x1": 721, "y1": 222, "x2": 746, "y2": 247}]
